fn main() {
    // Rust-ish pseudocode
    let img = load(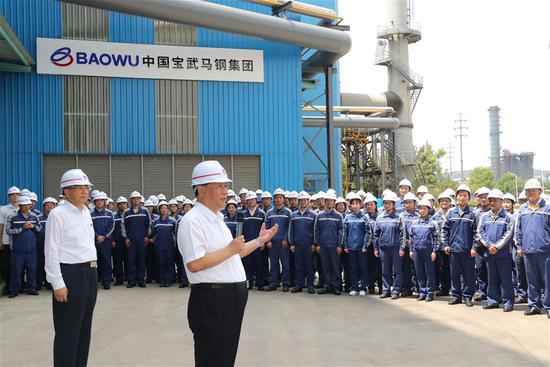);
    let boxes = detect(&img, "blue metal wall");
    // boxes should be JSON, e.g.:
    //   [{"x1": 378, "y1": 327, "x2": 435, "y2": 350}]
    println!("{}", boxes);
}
[
  {"x1": 198, "y1": 0, "x2": 302, "y2": 193},
  {"x1": 0, "y1": 0, "x2": 63, "y2": 201}
]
